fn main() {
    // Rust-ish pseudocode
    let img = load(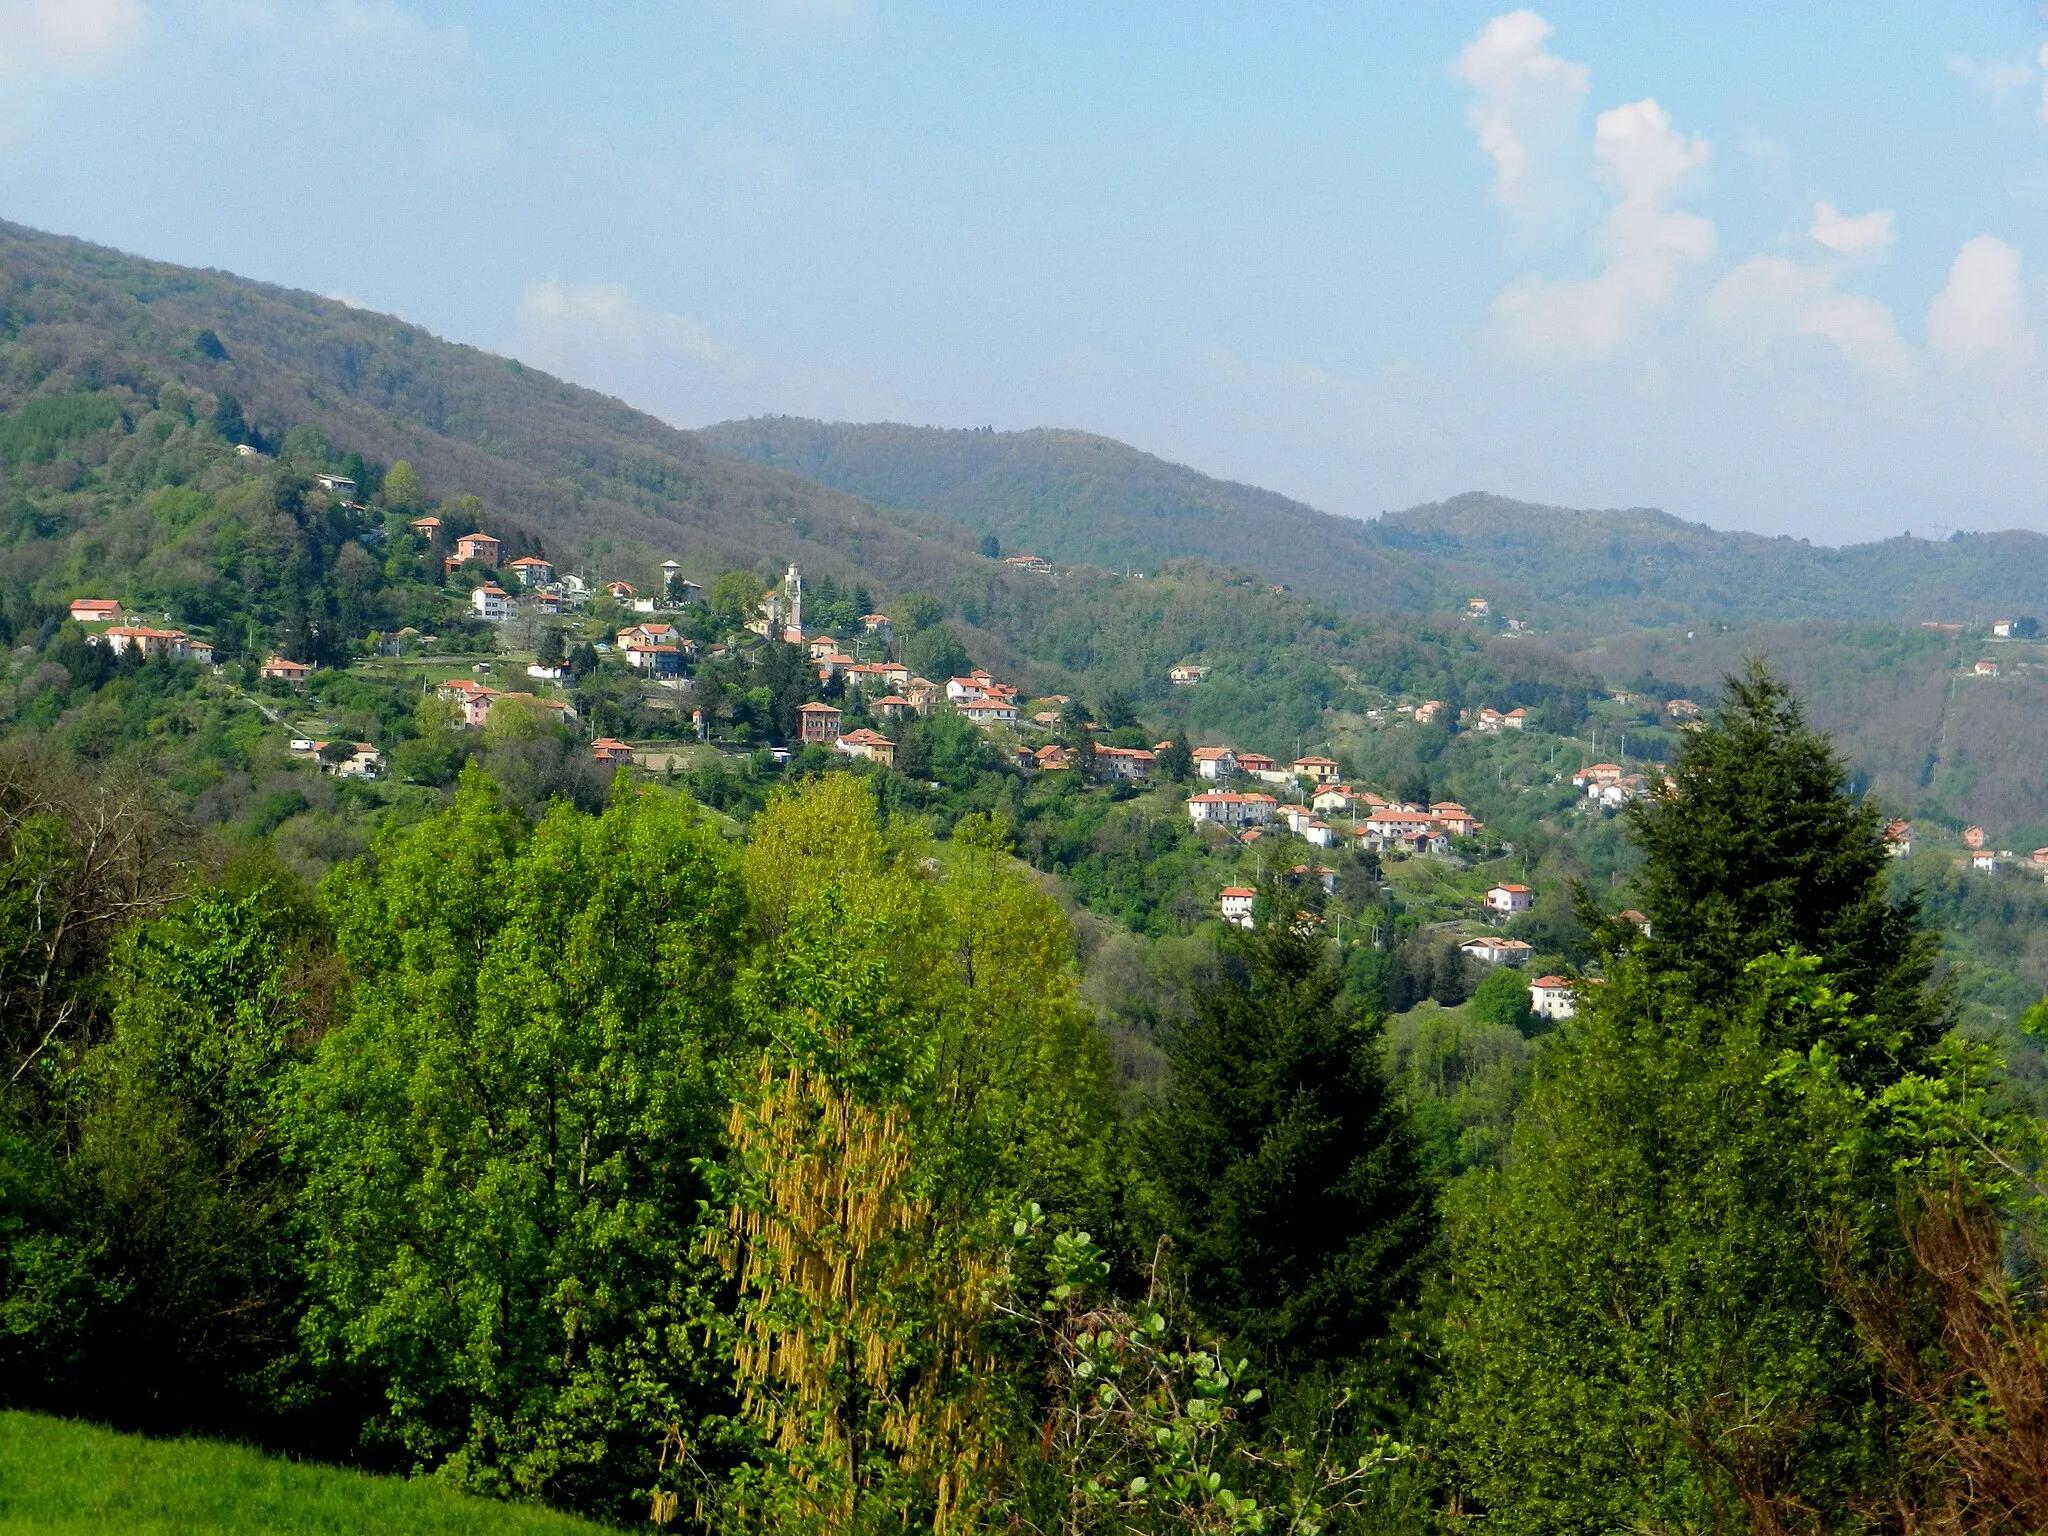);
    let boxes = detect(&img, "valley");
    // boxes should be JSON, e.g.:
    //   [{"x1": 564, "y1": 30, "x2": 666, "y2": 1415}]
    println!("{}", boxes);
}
[{"x1": 5, "y1": 218, "x2": 2048, "y2": 1532}]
